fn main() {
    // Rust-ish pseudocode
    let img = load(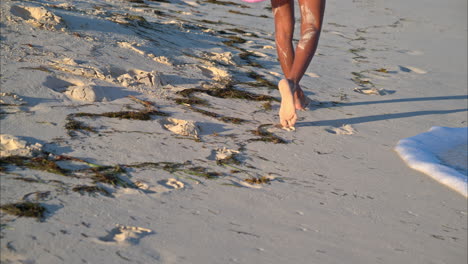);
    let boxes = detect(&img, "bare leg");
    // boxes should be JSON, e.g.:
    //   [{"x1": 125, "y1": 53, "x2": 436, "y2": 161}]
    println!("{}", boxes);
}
[
  {"x1": 272, "y1": 0, "x2": 297, "y2": 128},
  {"x1": 289, "y1": 0, "x2": 325, "y2": 85},
  {"x1": 272, "y1": 0, "x2": 295, "y2": 78},
  {"x1": 272, "y1": 0, "x2": 325, "y2": 115},
  {"x1": 290, "y1": 0, "x2": 325, "y2": 107}
]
